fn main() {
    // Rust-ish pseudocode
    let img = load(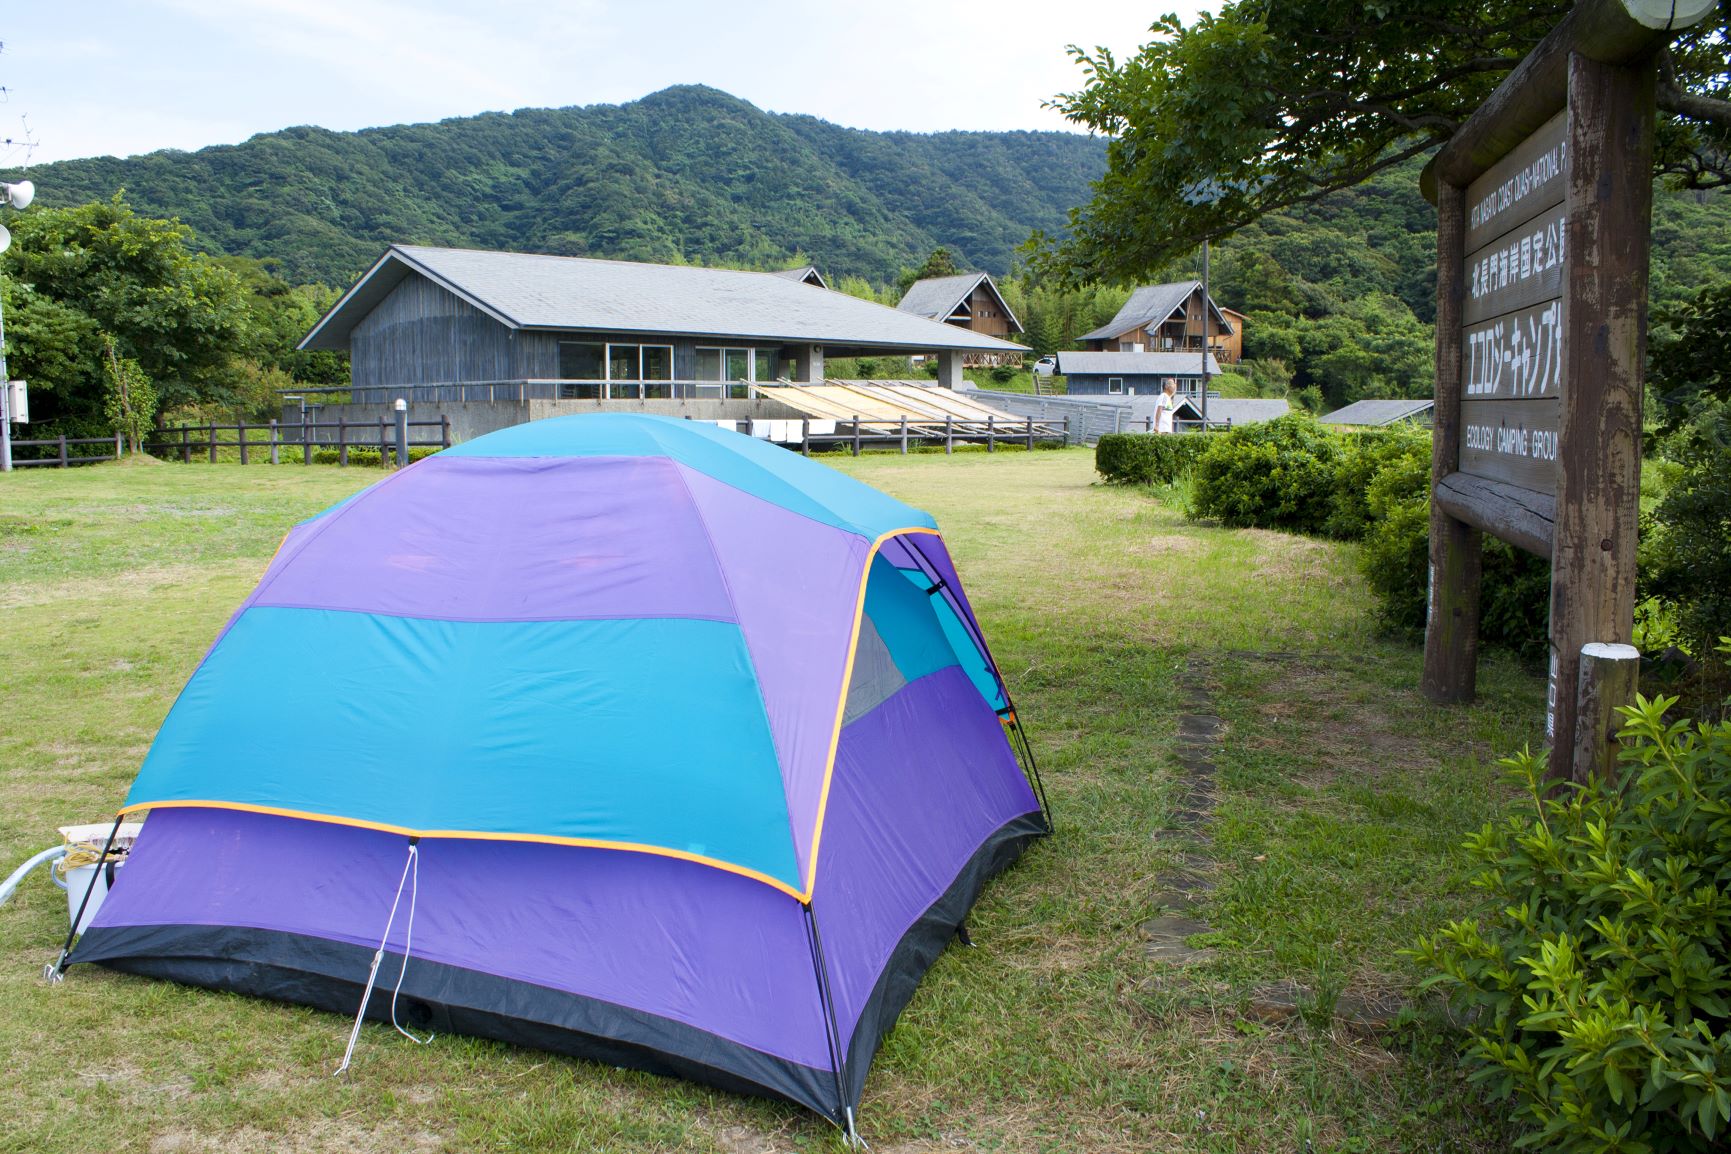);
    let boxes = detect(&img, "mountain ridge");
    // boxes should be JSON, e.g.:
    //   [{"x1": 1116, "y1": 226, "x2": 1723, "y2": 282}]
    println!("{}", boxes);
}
[{"x1": 25, "y1": 85, "x2": 1109, "y2": 287}]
